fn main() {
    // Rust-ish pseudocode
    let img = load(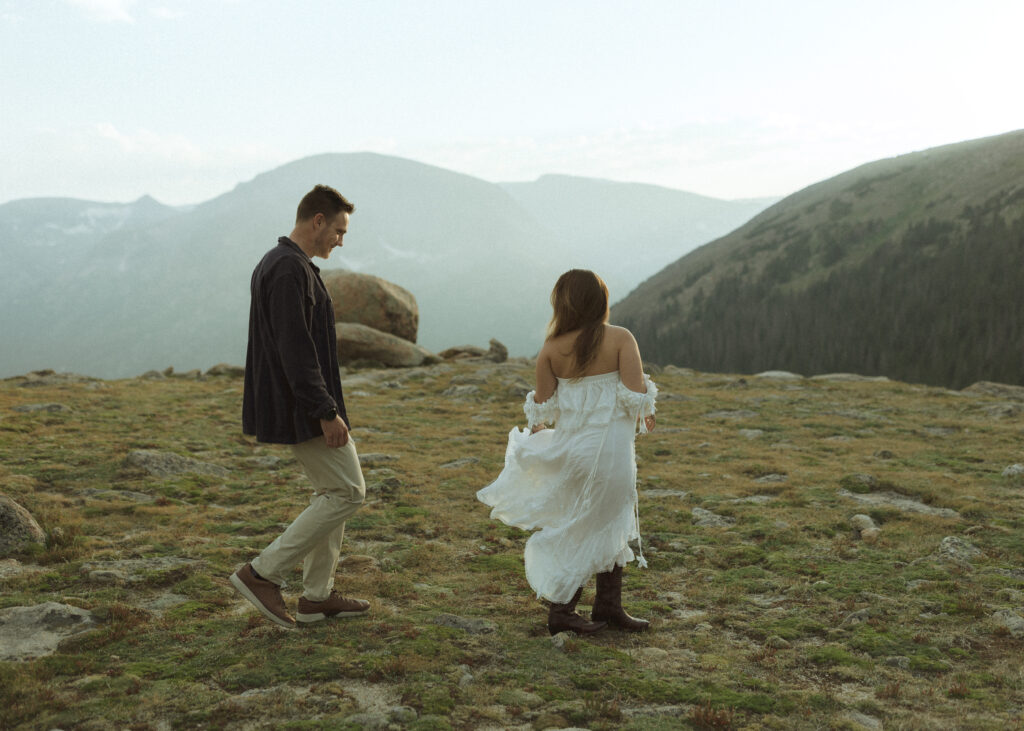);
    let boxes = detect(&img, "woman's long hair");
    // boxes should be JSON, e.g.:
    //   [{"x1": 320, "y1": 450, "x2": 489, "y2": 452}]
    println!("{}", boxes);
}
[{"x1": 547, "y1": 269, "x2": 610, "y2": 377}]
